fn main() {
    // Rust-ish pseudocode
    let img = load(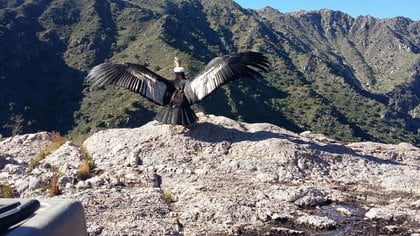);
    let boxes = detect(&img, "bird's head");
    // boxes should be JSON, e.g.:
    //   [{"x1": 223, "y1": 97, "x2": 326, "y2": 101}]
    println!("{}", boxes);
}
[{"x1": 174, "y1": 57, "x2": 186, "y2": 80}]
